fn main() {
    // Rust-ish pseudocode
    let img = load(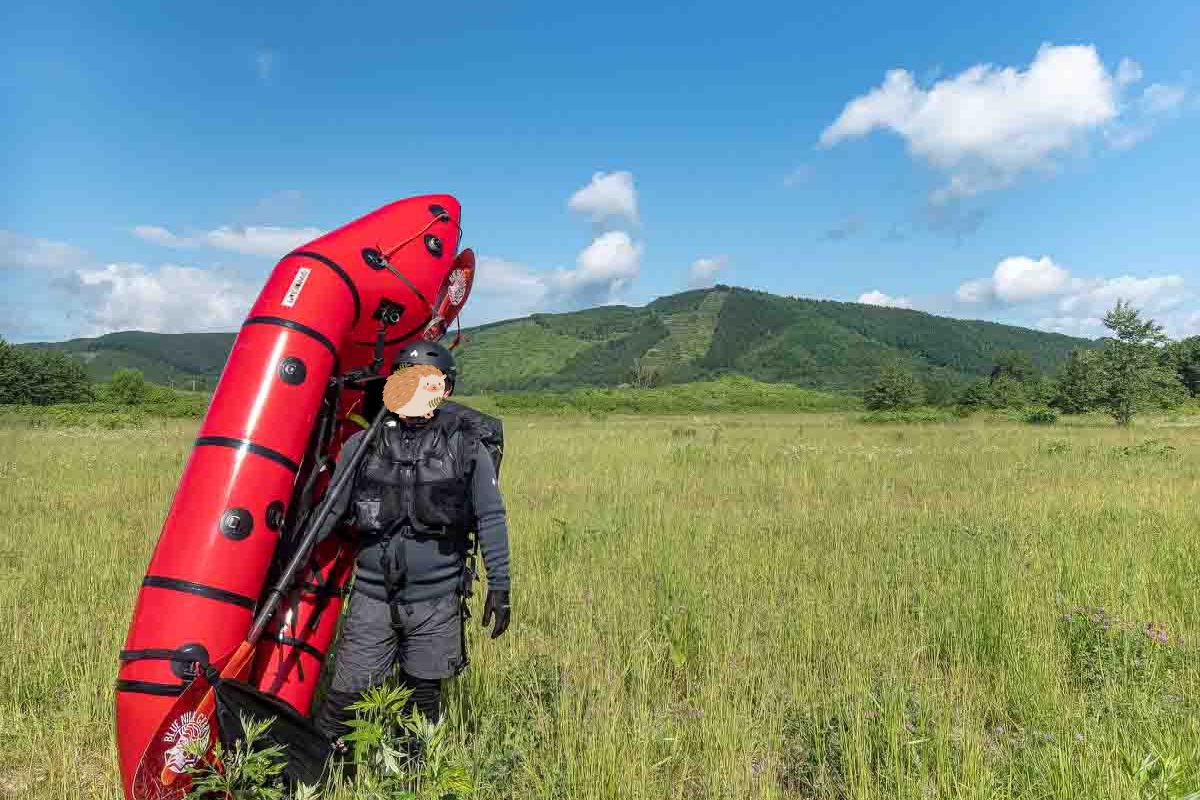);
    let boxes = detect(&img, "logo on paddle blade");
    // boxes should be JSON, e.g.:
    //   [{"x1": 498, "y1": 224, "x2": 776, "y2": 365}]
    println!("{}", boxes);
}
[
  {"x1": 447, "y1": 268, "x2": 468, "y2": 306},
  {"x1": 161, "y1": 711, "x2": 211, "y2": 774}
]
